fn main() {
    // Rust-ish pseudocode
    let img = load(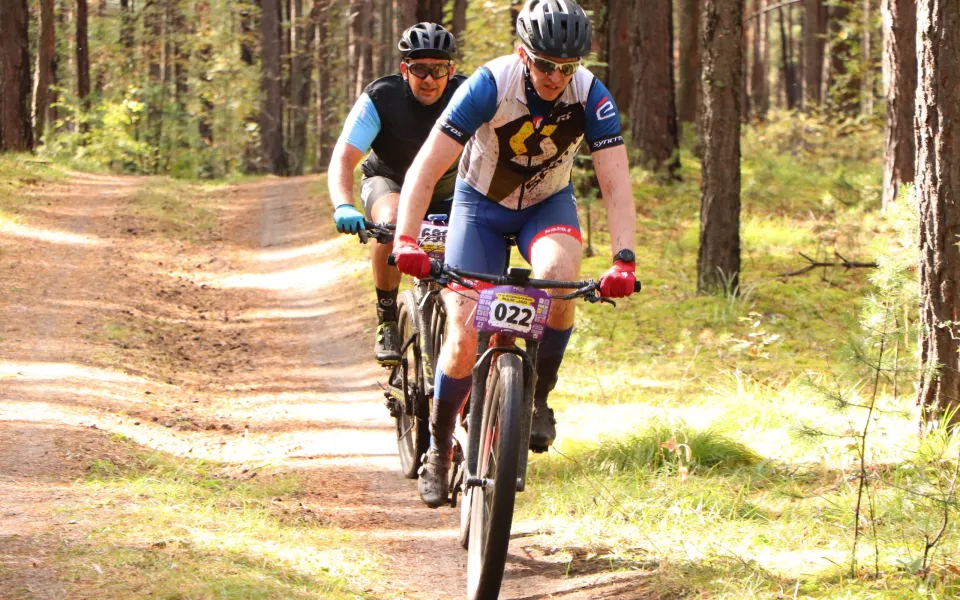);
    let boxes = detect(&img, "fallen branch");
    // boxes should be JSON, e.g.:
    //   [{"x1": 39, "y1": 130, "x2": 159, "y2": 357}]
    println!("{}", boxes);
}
[{"x1": 780, "y1": 251, "x2": 877, "y2": 278}]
